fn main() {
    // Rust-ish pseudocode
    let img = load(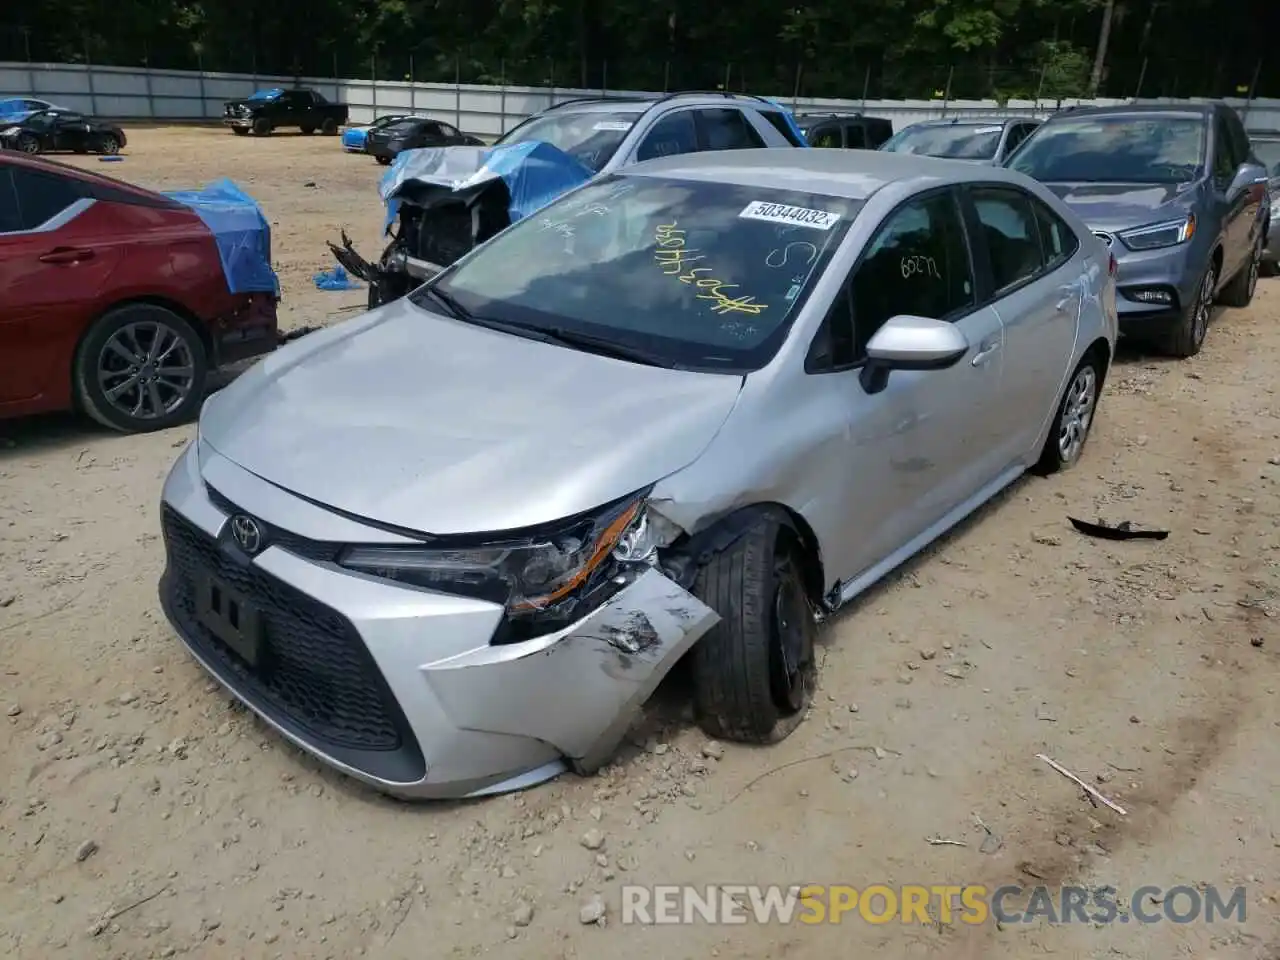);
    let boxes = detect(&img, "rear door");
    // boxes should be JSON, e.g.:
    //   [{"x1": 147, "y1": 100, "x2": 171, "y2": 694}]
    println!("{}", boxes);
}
[
  {"x1": 805, "y1": 121, "x2": 843, "y2": 149},
  {"x1": 963, "y1": 183, "x2": 1081, "y2": 463},
  {"x1": 0, "y1": 165, "x2": 120, "y2": 404},
  {"x1": 843, "y1": 122, "x2": 867, "y2": 150}
]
